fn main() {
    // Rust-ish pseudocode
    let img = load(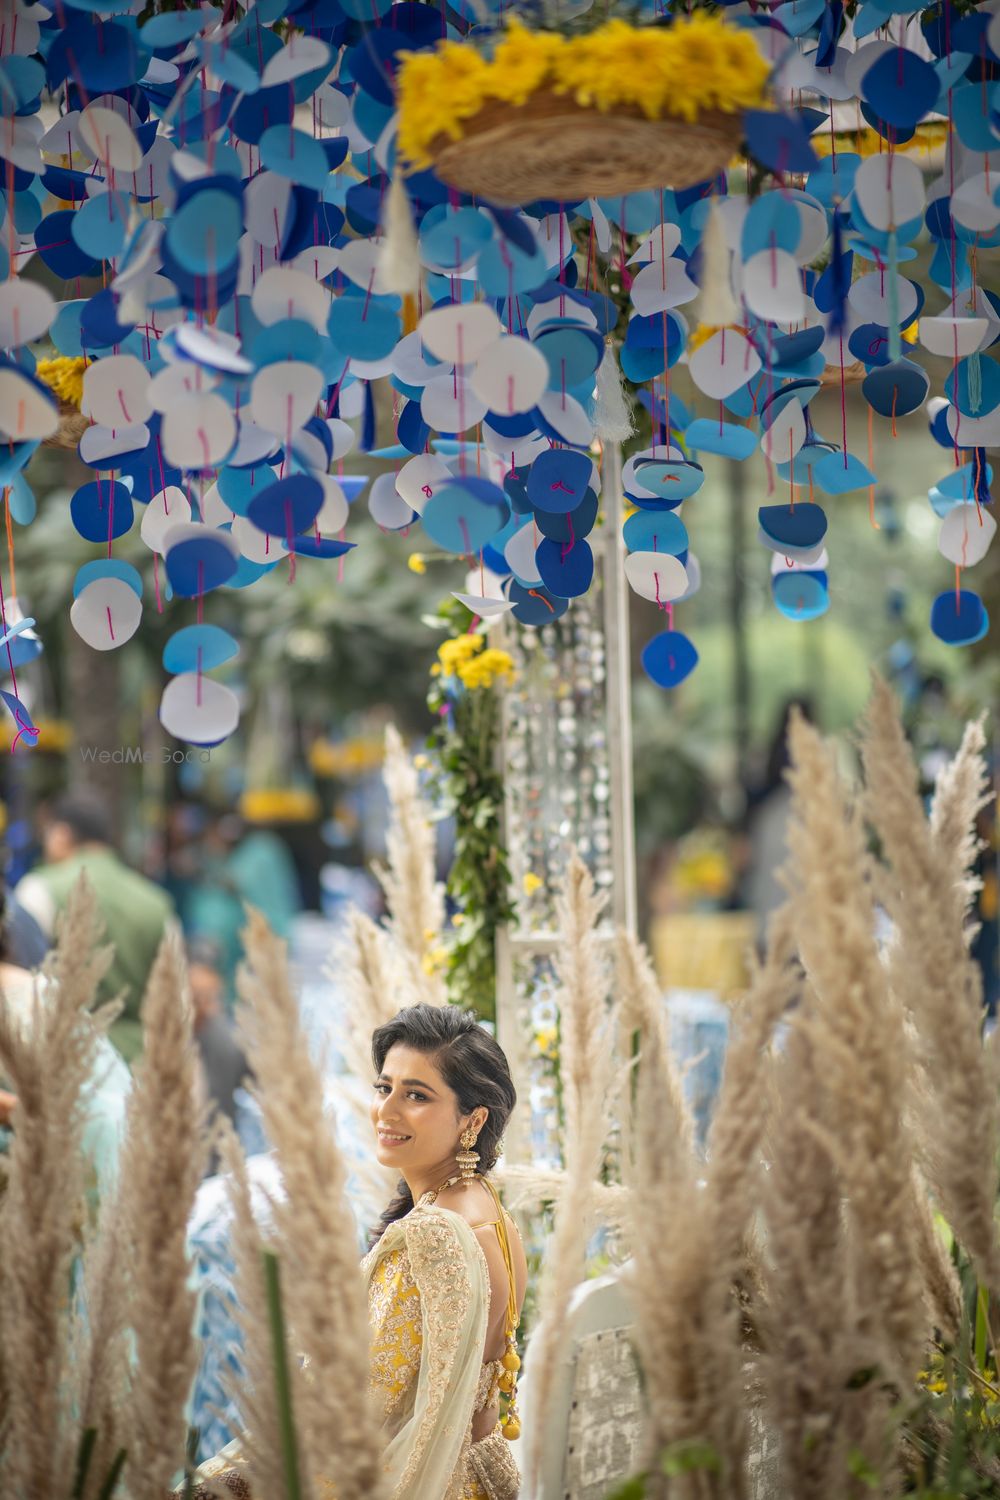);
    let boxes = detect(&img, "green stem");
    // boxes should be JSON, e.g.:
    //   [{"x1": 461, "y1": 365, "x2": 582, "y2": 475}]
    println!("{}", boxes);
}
[
  {"x1": 95, "y1": 1449, "x2": 127, "y2": 1500},
  {"x1": 263, "y1": 1250, "x2": 303, "y2": 1500},
  {"x1": 72, "y1": 1427, "x2": 97, "y2": 1500}
]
